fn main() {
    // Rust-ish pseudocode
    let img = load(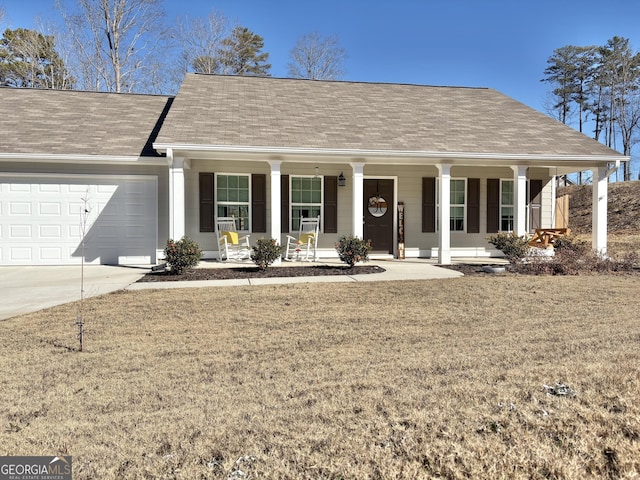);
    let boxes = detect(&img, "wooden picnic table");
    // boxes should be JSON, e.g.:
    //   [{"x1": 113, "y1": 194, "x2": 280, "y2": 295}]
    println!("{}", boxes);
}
[{"x1": 528, "y1": 228, "x2": 571, "y2": 248}]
